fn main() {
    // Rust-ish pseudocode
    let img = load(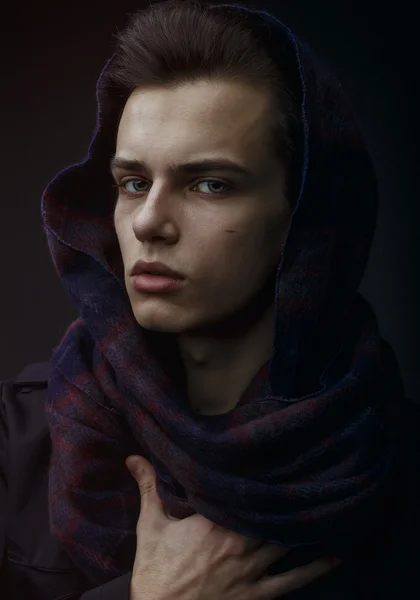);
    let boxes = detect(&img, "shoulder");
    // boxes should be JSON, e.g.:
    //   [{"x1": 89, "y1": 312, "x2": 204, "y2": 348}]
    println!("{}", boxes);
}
[
  {"x1": 1, "y1": 360, "x2": 51, "y2": 422},
  {"x1": 1, "y1": 360, "x2": 94, "y2": 597},
  {"x1": 1, "y1": 360, "x2": 52, "y2": 503}
]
